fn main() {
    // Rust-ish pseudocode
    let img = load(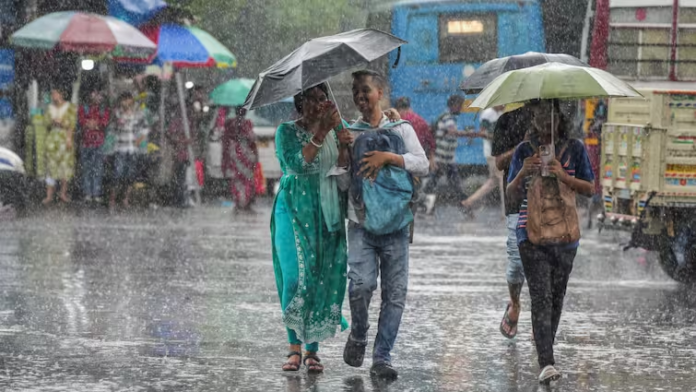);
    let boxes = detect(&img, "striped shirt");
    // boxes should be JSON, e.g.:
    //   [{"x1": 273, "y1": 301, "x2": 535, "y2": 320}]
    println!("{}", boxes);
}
[
  {"x1": 112, "y1": 108, "x2": 150, "y2": 155},
  {"x1": 434, "y1": 112, "x2": 459, "y2": 164}
]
